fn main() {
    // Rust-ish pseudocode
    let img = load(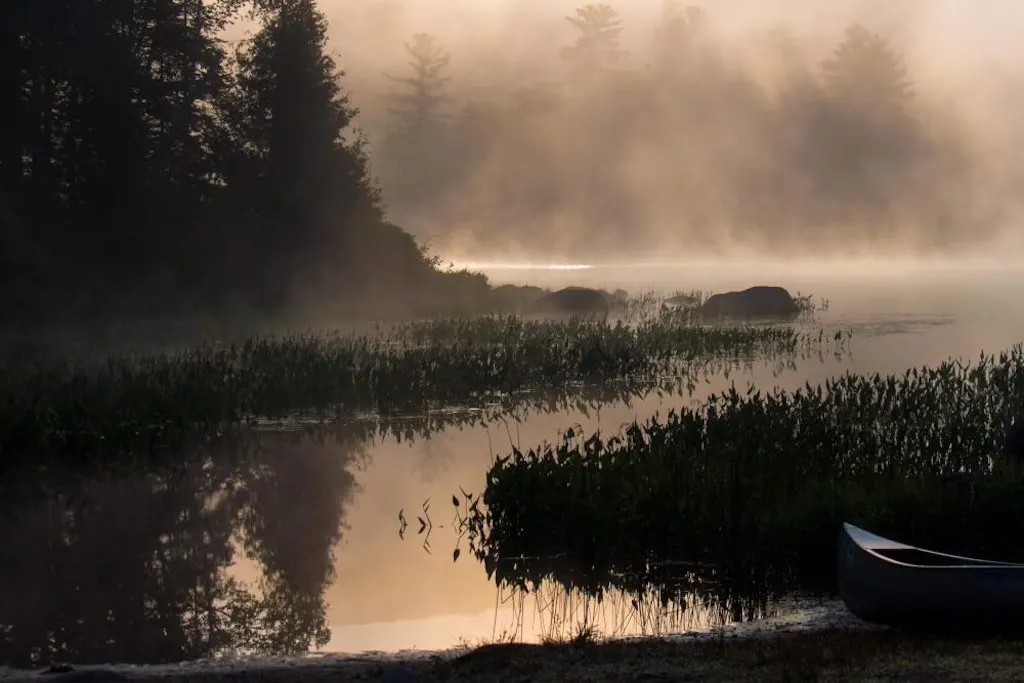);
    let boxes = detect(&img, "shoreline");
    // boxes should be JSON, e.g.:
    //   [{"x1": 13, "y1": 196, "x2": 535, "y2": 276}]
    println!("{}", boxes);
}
[
  {"x1": 6, "y1": 624, "x2": 1024, "y2": 682},
  {"x1": 0, "y1": 601, "x2": 894, "y2": 682},
  {"x1": 5, "y1": 625, "x2": 1024, "y2": 681}
]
